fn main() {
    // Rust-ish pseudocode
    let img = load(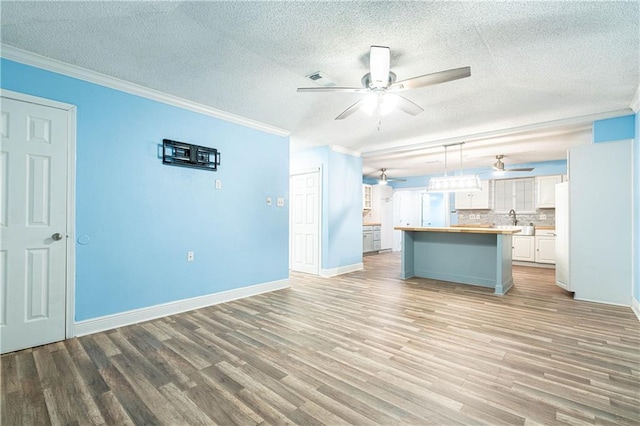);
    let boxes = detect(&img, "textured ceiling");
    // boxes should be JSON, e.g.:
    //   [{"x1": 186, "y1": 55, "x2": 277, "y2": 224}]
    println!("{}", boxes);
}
[{"x1": 2, "y1": 1, "x2": 638, "y2": 178}]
